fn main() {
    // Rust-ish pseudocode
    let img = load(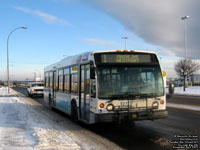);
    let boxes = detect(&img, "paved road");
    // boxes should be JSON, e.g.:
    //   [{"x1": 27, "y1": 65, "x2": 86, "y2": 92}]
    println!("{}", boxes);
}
[
  {"x1": 14, "y1": 87, "x2": 46, "y2": 106},
  {"x1": 168, "y1": 95, "x2": 200, "y2": 106},
  {"x1": 13, "y1": 87, "x2": 200, "y2": 150}
]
